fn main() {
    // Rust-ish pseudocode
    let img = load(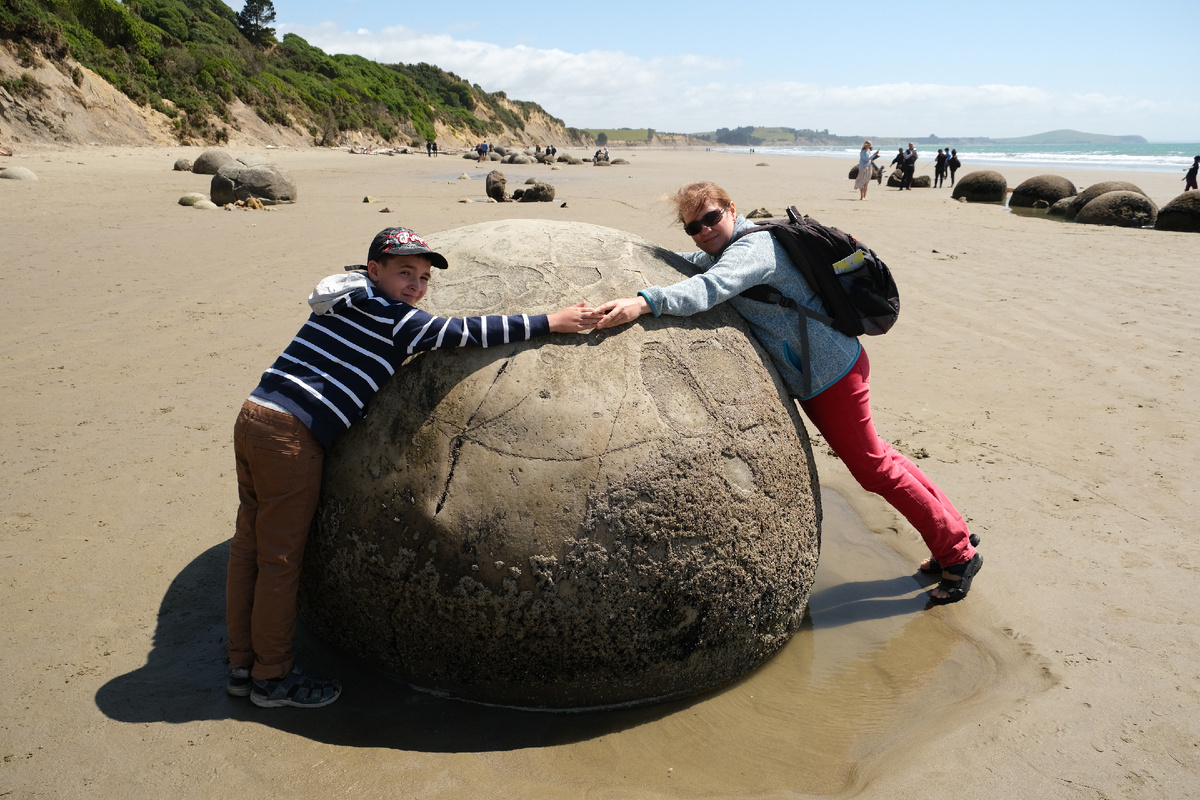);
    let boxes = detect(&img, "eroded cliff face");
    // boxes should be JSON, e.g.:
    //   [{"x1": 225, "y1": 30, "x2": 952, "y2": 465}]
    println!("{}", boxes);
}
[
  {"x1": 0, "y1": 44, "x2": 177, "y2": 149},
  {"x1": 0, "y1": 42, "x2": 586, "y2": 152}
]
